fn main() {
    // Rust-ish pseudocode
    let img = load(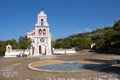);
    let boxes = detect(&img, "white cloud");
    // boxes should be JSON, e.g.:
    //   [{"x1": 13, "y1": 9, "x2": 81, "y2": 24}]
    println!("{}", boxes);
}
[{"x1": 85, "y1": 28, "x2": 92, "y2": 32}]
